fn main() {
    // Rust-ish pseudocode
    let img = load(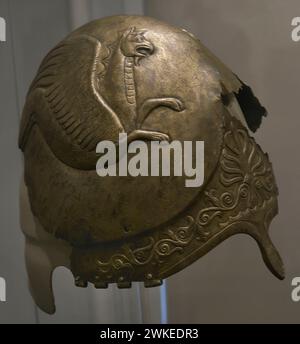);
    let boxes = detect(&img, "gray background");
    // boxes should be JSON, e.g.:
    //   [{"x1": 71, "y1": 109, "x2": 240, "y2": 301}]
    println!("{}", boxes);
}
[{"x1": 0, "y1": 0, "x2": 299, "y2": 323}]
